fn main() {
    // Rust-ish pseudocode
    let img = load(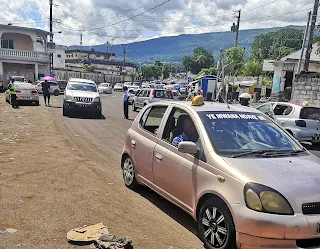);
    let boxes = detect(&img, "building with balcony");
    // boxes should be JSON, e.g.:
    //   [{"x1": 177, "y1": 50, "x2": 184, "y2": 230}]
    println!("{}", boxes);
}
[{"x1": 0, "y1": 24, "x2": 51, "y2": 85}]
